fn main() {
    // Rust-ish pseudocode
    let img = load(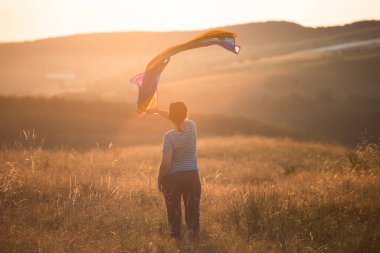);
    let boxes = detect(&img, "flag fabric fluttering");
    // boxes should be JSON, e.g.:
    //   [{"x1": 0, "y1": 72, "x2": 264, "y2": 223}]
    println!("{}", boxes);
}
[{"x1": 130, "y1": 30, "x2": 240, "y2": 114}]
